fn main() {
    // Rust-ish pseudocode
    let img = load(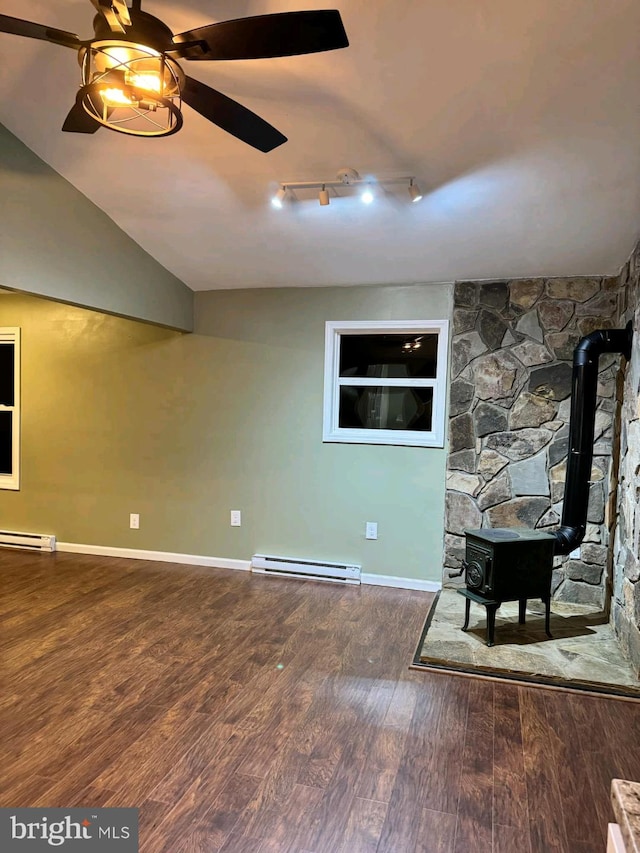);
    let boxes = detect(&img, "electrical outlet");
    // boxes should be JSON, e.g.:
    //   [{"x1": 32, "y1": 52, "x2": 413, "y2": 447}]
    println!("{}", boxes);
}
[
  {"x1": 230, "y1": 510, "x2": 242, "y2": 527},
  {"x1": 365, "y1": 521, "x2": 378, "y2": 540},
  {"x1": 130, "y1": 513, "x2": 140, "y2": 529}
]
